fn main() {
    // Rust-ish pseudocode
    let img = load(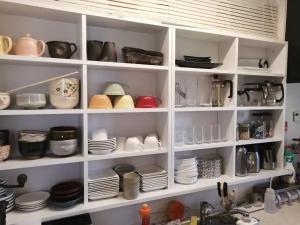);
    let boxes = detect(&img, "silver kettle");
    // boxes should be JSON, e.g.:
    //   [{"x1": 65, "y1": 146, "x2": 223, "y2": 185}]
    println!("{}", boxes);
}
[{"x1": 236, "y1": 146, "x2": 248, "y2": 177}]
